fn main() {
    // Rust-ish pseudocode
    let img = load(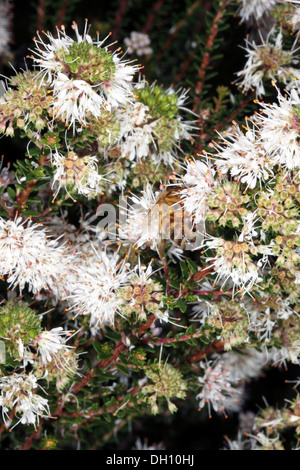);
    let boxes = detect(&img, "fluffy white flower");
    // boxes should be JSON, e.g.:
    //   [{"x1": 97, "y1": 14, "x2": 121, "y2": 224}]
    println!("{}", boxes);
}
[
  {"x1": 32, "y1": 22, "x2": 139, "y2": 125},
  {"x1": 268, "y1": 343, "x2": 300, "y2": 365},
  {"x1": 197, "y1": 360, "x2": 242, "y2": 416},
  {"x1": 203, "y1": 236, "x2": 267, "y2": 295},
  {"x1": 0, "y1": 373, "x2": 49, "y2": 427},
  {"x1": 117, "y1": 101, "x2": 157, "y2": 160},
  {"x1": 221, "y1": 348, "x2": 269, "y2": 383},
  {"x1": 238, "y1": 212, "x2": 259, "y2": 242},
  {"x1": 181, "y1": 158, "x2": 216, "y2": 223},
  {"x1": 52, "y1": 73, "x2": 105, "y2": 127},
  {"x1": 51, "y1": 150, "x2": 105, "y2": 198},
  {"x1": 117, "y1": 84, "x2": 195, "y2": 165},
  {"x1": 0, "y1": 1, "x2": 12, "y2": 57},
  {"x1": 118, "y1": 184, "x2": 161, "y2": 252},
  {"x1": 258, "y1": 88, "x2": 300, "y2": 170},
  {"x1": 237, "y1": 0, "x2": 277, "y2": 23},
  {"x1": 246, "y1": 431, "x2": 283, "y2": 450},
  {"x1": 0, "y1": 217, "x2": 72, "y2": 295},
  {"x1": 34, "y1": 327, "x2": 72, "y2": 365},
  {"x1": 124, "y1": 31, "x2": 153, "y2": 56},
  {"x1": 224, "y1": 432, "x2": 253, "y2": 451},
  {"x1": 236, "y1": 30, "x2": 300, "y2": 96},
  {"x1": 289, "y1": 5, "x2": 300, "y2": 33},
  {"x1": 213, "y1": 126, "x2": 274, "y2": 189},
  {"x1": 67, "y1": 250, "x2": 131, "y2": 331}
]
